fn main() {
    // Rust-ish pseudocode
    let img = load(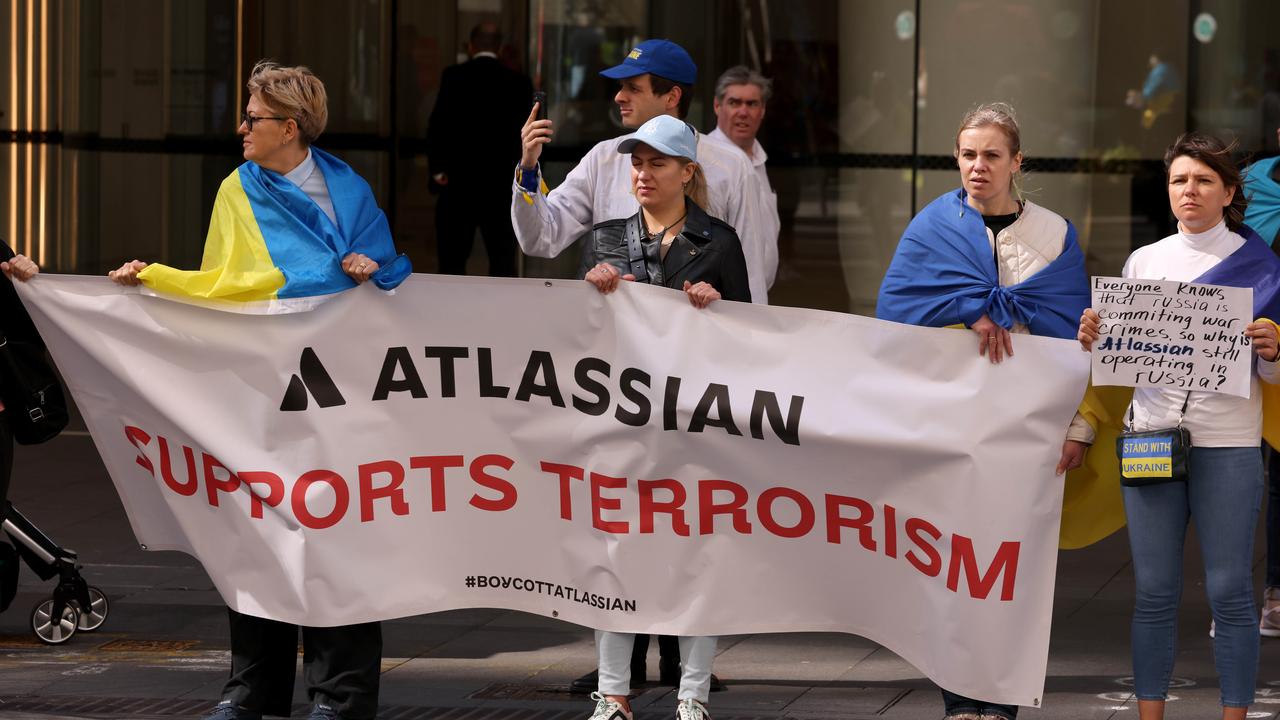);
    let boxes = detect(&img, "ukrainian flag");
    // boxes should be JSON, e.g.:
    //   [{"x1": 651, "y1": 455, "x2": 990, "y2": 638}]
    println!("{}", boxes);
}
[{"x1": 138, "y1": 147, "x2": 411, "y2": 306}]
